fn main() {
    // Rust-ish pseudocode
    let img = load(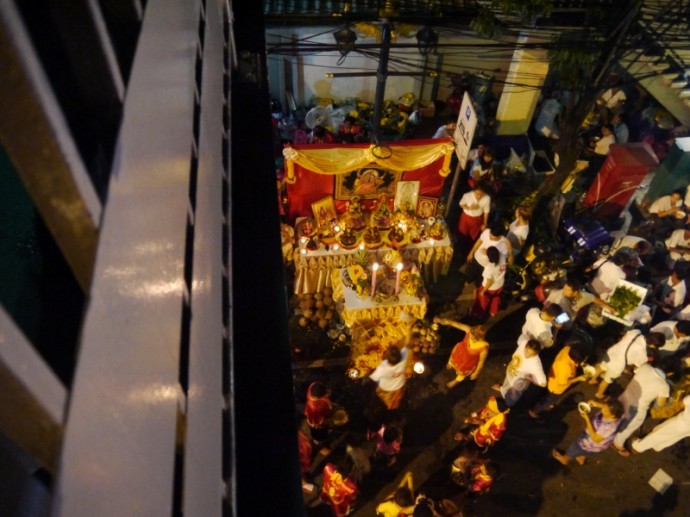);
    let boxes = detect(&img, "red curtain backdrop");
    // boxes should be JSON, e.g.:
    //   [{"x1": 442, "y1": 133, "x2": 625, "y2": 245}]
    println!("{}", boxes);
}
[{"x1": 285, "y1": 141, "x2": 448, "y2": 223}]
